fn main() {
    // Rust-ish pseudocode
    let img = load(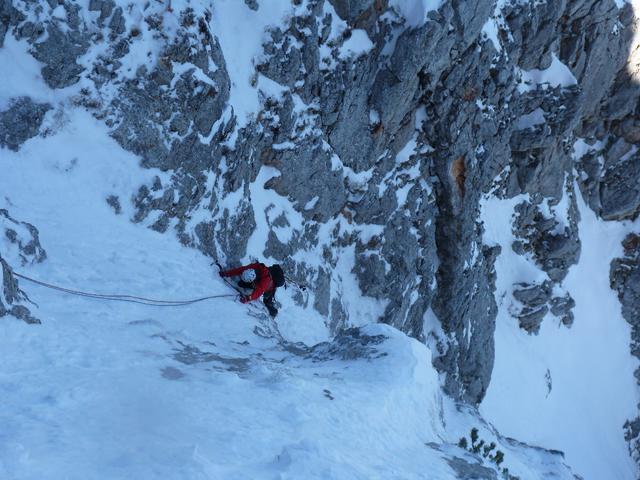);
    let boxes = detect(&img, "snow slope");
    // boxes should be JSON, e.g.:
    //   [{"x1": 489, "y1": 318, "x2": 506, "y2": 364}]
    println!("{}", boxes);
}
[{"x1": 480, "y1": 187, "x2": 640, "y2": 480}]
